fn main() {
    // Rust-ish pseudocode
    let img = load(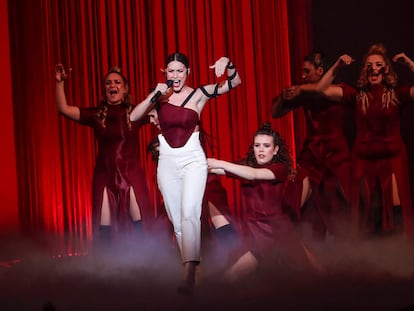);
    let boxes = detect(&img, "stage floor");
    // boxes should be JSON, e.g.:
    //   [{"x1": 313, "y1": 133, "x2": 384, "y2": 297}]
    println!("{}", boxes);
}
[{"x1": 1, "y1": 233, "x2": 414, "y2": 311}]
